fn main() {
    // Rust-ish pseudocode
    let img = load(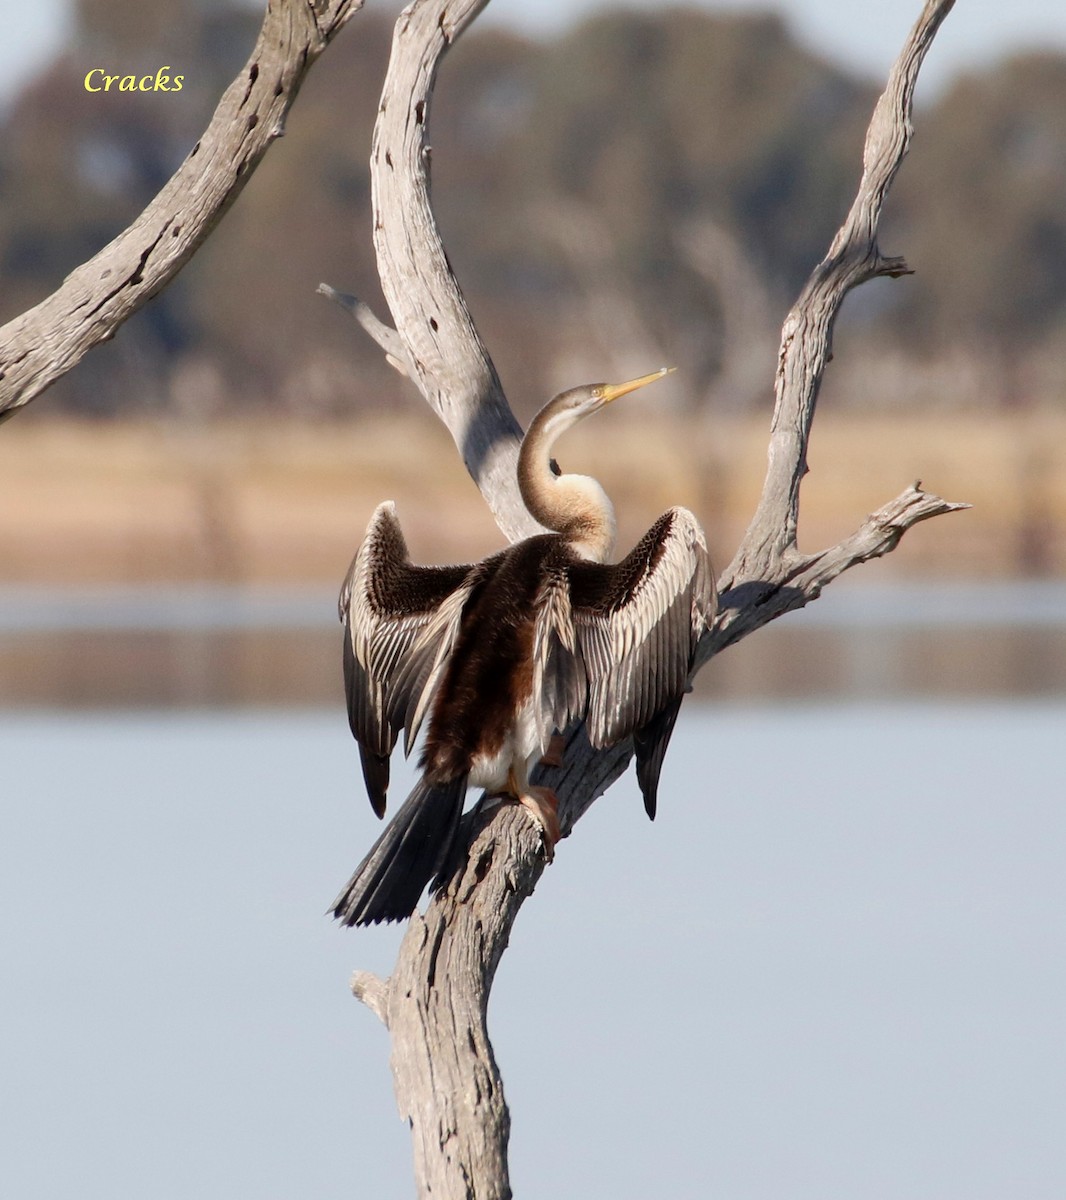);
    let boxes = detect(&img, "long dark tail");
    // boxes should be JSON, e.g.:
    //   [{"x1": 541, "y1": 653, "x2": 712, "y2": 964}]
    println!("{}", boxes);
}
[{"x1": 331, "y1": 775, "x2": 467, "y2": 926}]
